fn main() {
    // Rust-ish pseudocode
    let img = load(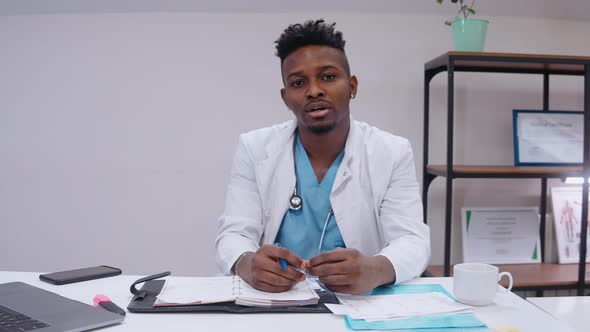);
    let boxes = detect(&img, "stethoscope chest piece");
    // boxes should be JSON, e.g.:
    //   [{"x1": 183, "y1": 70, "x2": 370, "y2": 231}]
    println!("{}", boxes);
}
[{"x1": 289, "y1": 193, "x2": 302, "y2": 210}]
